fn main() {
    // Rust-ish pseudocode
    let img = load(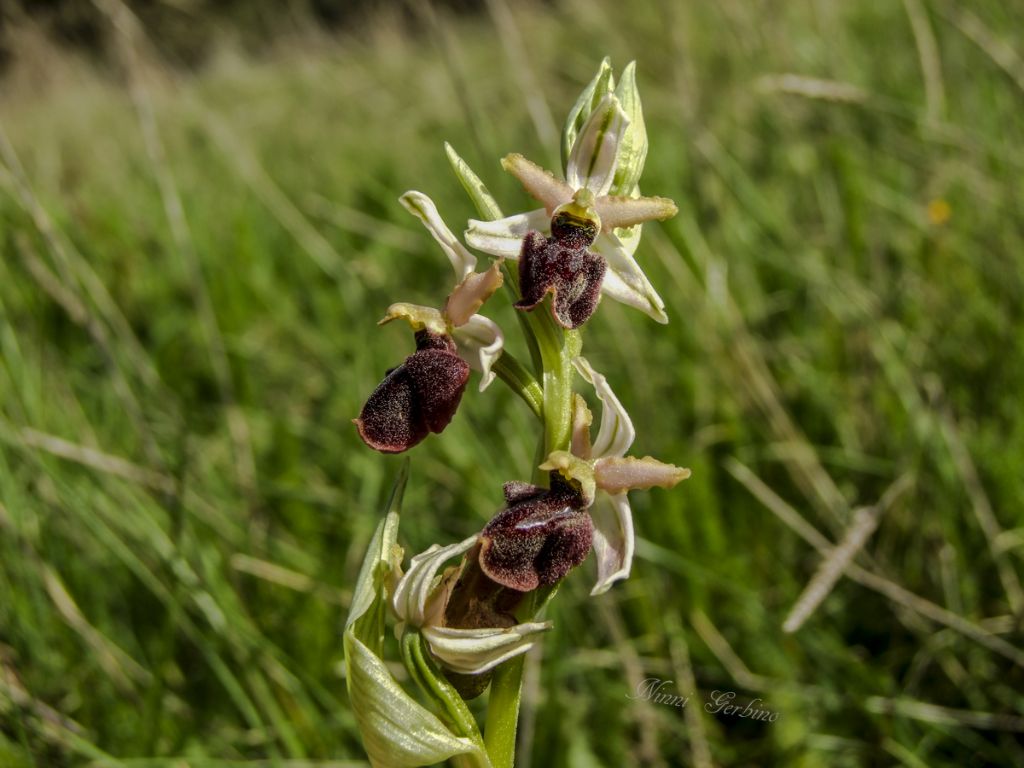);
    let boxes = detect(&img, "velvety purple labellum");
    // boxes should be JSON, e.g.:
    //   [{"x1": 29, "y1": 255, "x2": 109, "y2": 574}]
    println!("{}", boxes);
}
[
  {"x1": 515, "y1": 230, "x2": 607, "y2": 329},
  {"x1": 355, "y1": 330, "x2": 470, "y2": 453},
  {"x1": 478, "y1": 477, "x2": 593, "y2": 592}
]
